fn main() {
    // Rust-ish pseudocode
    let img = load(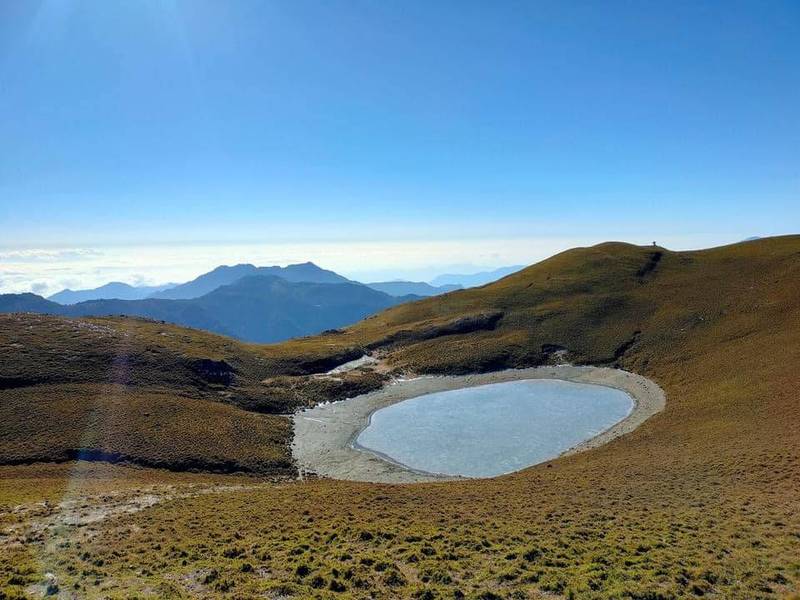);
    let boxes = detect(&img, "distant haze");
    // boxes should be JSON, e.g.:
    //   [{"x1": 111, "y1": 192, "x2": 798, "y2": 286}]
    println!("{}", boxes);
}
[
  {"x1": 430, "y1": 266, "x2": 524, "y2": 288},
  {"x1": 0, "y1": 234, "x2": 773, "y2": 297}
]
